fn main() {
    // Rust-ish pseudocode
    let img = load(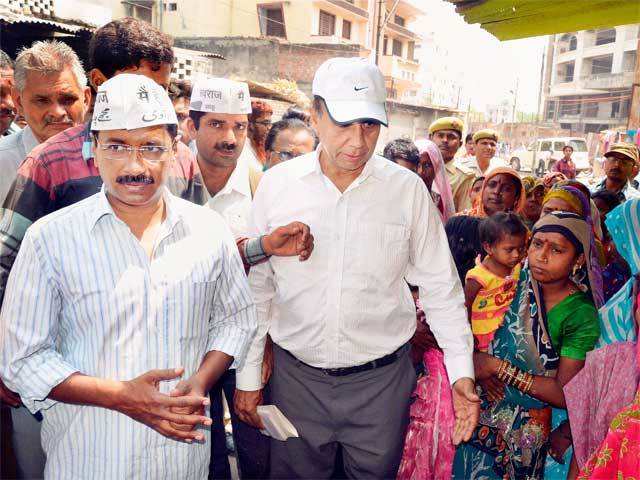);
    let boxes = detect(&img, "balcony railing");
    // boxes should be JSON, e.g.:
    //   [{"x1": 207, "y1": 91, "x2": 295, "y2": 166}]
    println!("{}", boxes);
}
[
  {"x1": 324, "y1": 0, "x2": 369, "y2": 18},
  {"x1": 579, "y1": 71, "x2": 634, "y2": 90},
  {"x1": 387, "y1": 21, "x2": 419, "y2": 40}
]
